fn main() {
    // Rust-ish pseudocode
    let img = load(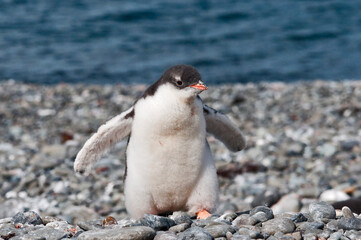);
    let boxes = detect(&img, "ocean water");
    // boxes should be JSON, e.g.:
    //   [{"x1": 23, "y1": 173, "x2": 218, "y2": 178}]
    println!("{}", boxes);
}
[{"x1": 1, "y1": 0, "x2": 361, "y2": 84}]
